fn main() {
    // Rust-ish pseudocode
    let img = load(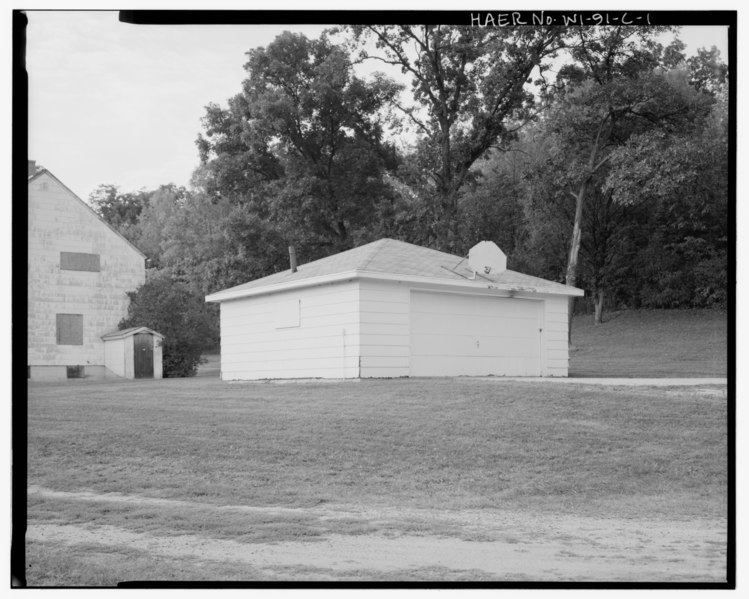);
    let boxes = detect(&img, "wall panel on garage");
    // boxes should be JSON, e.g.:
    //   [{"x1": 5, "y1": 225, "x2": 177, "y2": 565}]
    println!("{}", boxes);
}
[
  {"x1": 358, "y1": 280, "x2": 410, "y2": 378},
  {"x1": 219, "y1": 282, "x2": 360, "y2": 380},
  {"x1": 409, "y1": 291, "x2": 543, "y2": 377},
  {"x1": 542, "y1": 295, "x2": 570, "y2": 376}
]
